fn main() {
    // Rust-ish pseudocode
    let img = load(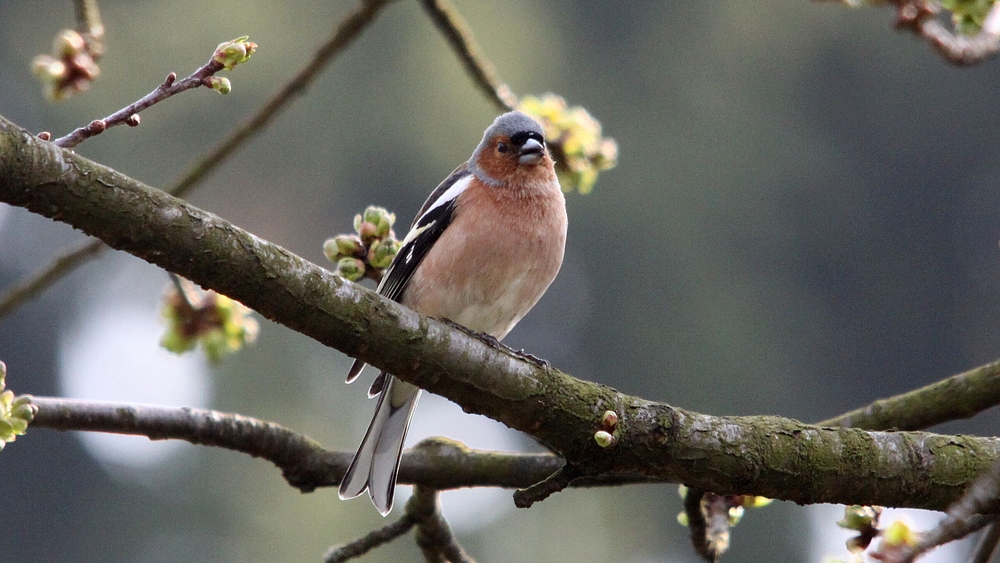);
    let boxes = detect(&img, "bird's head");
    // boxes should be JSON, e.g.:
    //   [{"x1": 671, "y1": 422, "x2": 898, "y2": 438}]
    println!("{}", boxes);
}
[{"x1": 470, "y1": 111, "x2": 557, "y2": 189}]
